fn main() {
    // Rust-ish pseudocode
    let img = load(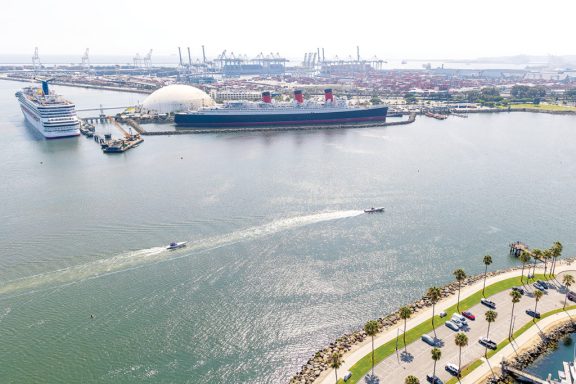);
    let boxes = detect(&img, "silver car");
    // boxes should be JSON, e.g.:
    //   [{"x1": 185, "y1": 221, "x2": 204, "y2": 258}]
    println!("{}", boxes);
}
[{"x1": 445, "y1": 320, "x2": 459, "y2": 331}]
